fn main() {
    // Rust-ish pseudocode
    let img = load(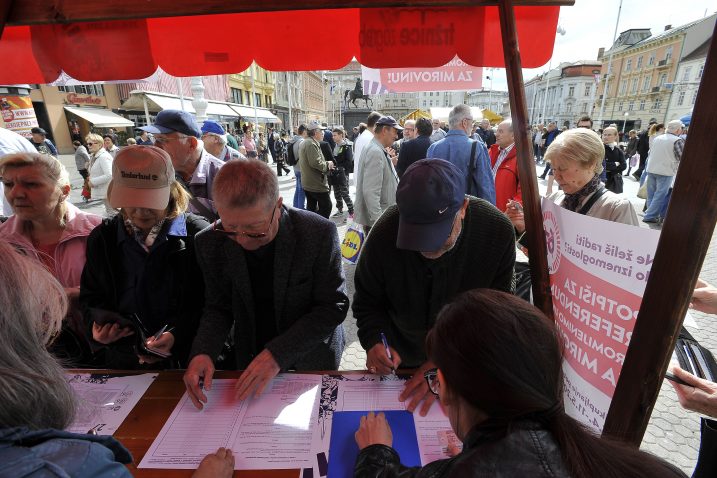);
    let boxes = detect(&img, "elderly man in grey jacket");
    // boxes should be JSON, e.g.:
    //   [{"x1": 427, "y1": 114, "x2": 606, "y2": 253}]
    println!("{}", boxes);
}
[
  {"x1": 183, "y1": 159, "x2": 348, "y2": 410},
  {"x1": 353, "y1": 116, "x2": 402, "y2": 234}
]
